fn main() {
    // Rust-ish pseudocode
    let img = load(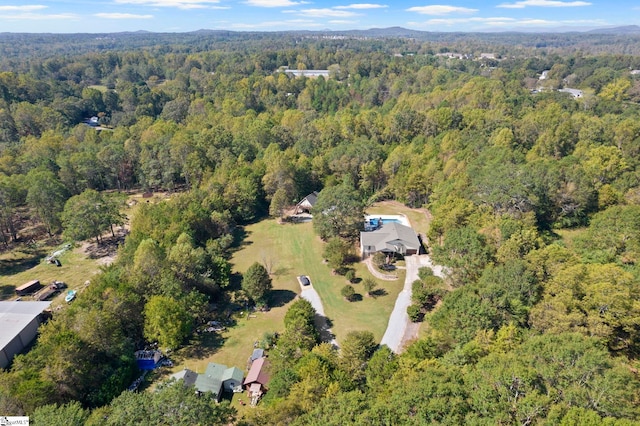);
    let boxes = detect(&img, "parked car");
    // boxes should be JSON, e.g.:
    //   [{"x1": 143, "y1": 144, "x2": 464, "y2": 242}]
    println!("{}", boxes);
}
[{"x1": 299, "y1": 275, "x2": 310, "y2": 286}]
